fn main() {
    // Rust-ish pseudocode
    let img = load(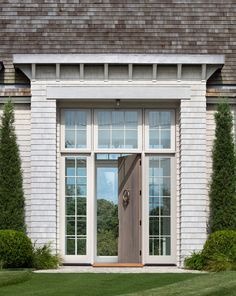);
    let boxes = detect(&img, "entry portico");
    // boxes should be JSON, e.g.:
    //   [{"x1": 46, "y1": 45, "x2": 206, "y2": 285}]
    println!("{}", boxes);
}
[{"x1": 13, "y1": 54, "x2": 224, "y2": 266}]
